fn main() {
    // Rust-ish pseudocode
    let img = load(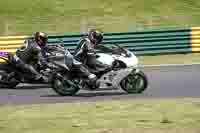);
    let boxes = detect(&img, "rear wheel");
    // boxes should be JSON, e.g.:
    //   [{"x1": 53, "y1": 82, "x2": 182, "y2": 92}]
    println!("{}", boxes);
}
[
  {"x1": 51, "y1": 73, "x2": 80, "y2": 96},
  {"x1": 120, "y1": 70, "x2": 148, "y2": 93},
  {"x1": 0, "y1": 71, "x2": 19, "y2": 88}
]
